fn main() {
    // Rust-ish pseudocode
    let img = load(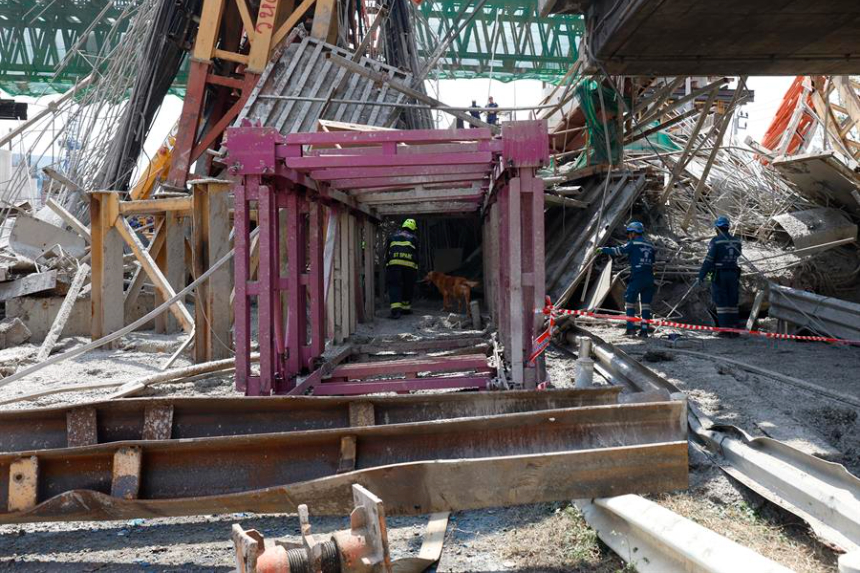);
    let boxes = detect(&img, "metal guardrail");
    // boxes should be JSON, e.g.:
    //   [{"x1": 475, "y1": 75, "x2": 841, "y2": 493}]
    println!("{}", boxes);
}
[
  {"x1": 574, "y1": 327, "x2": 860, "y2": 554},
  {"x1": 769, "y1": 283, "x2": 860, "y2": 341}
]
